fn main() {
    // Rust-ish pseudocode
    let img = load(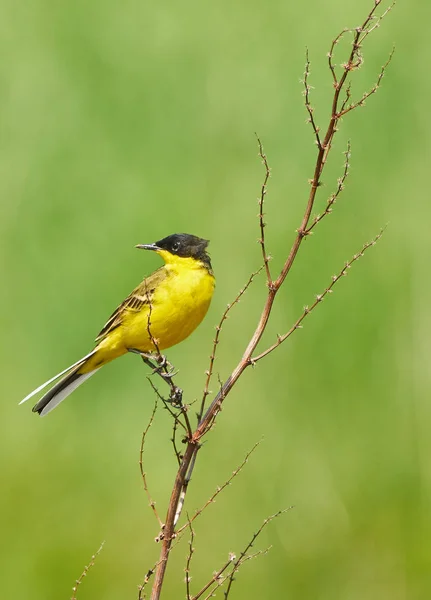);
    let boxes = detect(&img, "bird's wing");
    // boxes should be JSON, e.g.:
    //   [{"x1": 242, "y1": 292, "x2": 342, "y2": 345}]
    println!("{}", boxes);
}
[{"x1": 95, "y1": 267, "x2": 168, "y2": 343}]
